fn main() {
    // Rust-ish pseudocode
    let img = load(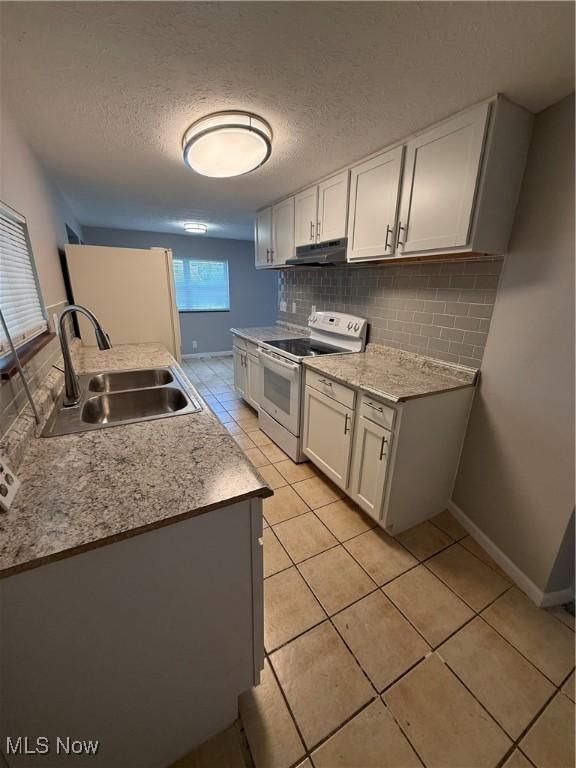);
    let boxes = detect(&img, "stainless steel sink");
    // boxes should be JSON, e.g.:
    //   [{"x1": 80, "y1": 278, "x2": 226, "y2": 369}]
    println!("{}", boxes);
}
[
  {"x1": 42, "y1": 366, "x2": 201, "y2": 437},
  {"x1": 88, "y1": 368, "x2": 174, "y2": 393},
  {"x1": 82, "y1": 387, "x2": 189, "y2": 425}
]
